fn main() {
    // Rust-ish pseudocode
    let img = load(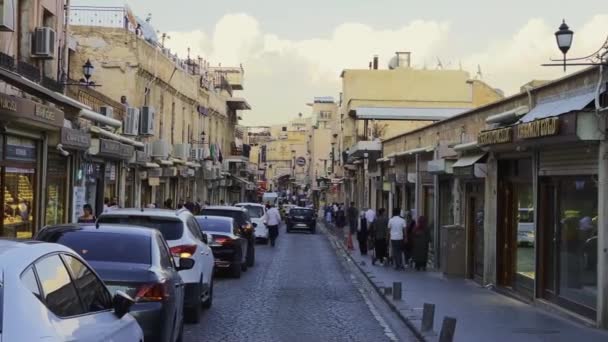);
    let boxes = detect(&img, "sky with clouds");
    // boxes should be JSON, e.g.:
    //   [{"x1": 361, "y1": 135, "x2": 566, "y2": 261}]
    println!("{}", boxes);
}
[{"x1": 72, "y1": 0, "x2": 608, "y2": 125}]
